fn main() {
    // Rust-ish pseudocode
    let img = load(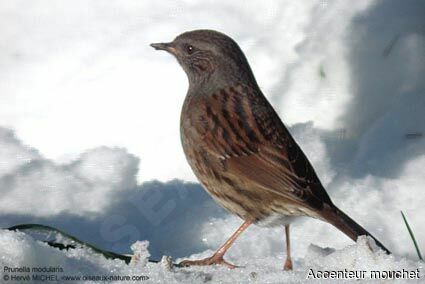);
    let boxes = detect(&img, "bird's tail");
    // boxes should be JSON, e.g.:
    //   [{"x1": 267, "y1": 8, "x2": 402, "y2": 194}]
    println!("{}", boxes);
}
[{"x1": 321, "y1": 206, "x2": 391, "y2": 254}]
